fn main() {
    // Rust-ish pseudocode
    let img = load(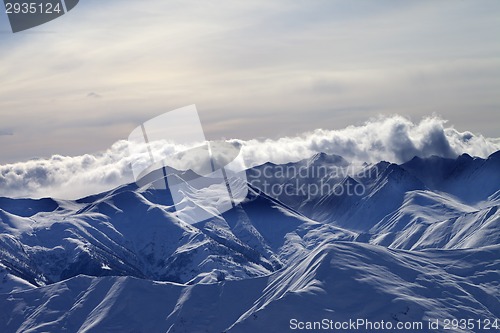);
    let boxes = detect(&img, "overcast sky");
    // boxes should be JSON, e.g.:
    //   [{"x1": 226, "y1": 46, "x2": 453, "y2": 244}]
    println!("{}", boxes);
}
[{"x1": 0, "y1": 0, "x2": 499, "y2": 164}]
